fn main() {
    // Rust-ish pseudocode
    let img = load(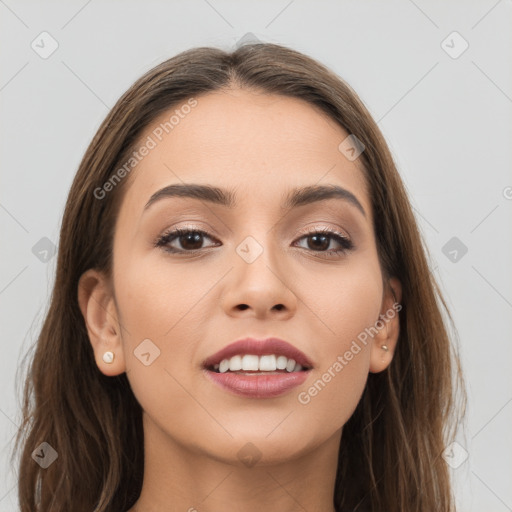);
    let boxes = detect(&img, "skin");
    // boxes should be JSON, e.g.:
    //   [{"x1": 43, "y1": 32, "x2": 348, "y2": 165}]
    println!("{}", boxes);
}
[{"x1": 78, "y1": 88, "x2": 402, "y2": 512}]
